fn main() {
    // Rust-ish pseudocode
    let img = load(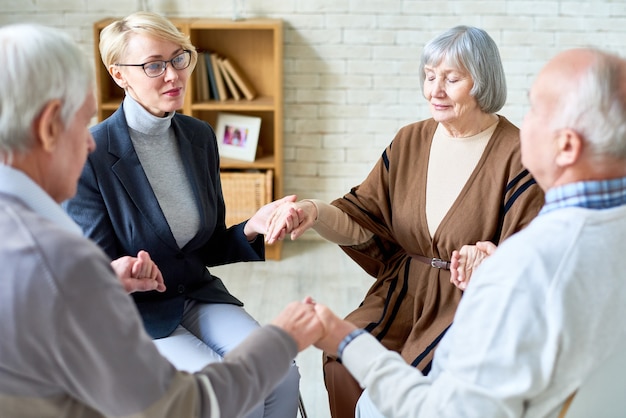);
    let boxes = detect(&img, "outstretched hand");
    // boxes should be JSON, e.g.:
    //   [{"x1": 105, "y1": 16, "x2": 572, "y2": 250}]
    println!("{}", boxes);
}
[
  {"x1": 110, "y1": 250, "x2": 166, "y2": 294},
  {"x1": 449, "y1": 241, "x2": 497, "y2": 290}
]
